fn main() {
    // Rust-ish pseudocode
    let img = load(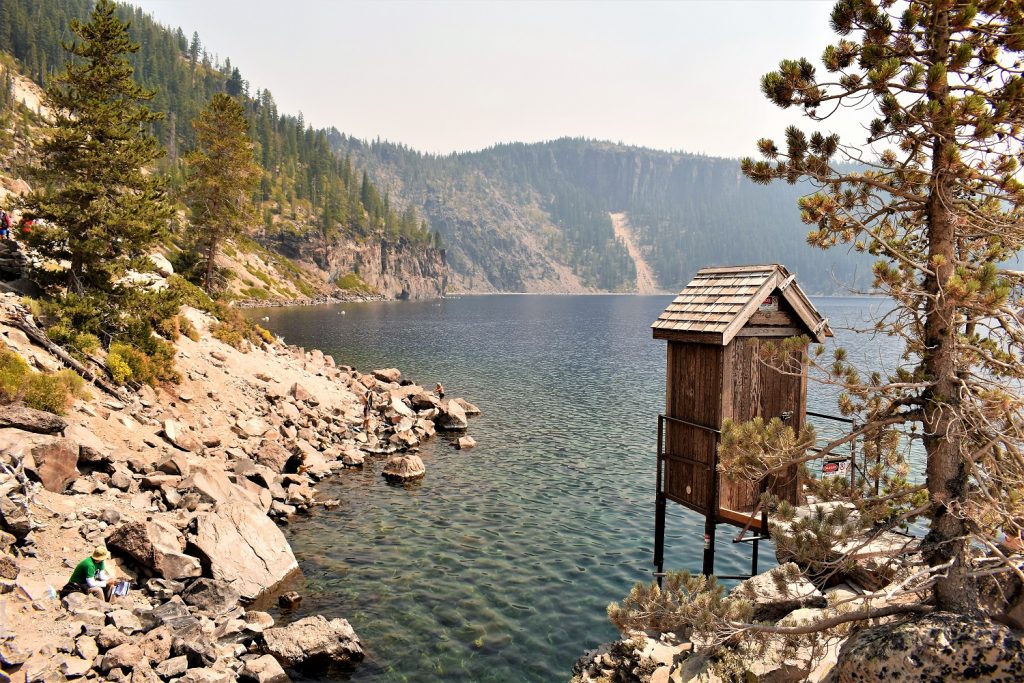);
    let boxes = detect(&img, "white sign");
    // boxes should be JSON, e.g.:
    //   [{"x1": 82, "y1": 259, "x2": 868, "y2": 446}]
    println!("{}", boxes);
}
[
  {"x1": 822, "y1": 459, "x2": 850, "y2": 478},
  {"x1": 759, "y1": 295, "x2": 779, "y2": 312}
]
